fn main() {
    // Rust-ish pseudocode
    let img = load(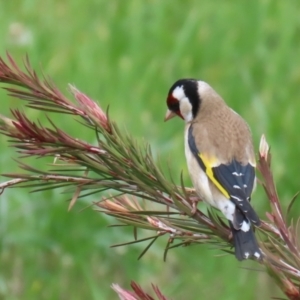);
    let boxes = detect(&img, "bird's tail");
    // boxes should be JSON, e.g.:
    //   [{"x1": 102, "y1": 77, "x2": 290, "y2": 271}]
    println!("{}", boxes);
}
[{"x1": 229, "y1": 222, "x2": 262, "y2": 261}]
